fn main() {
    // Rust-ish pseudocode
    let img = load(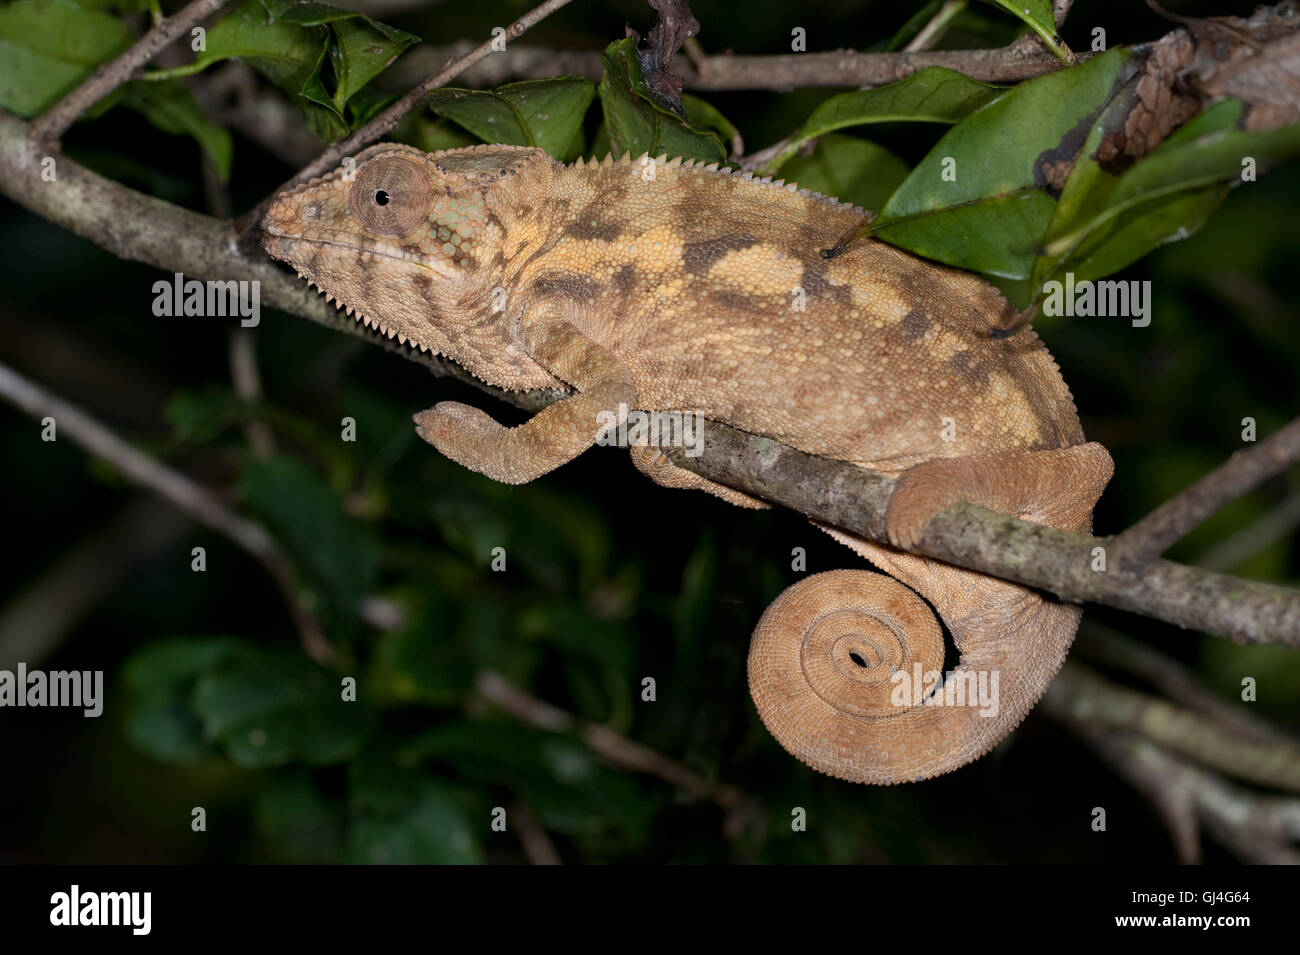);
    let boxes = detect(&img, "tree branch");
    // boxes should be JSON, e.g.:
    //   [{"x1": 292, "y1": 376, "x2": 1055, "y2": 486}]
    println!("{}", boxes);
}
[
  {"x1": 2, "y1": 106, "x2": 1297, "y2": 646},
  {"x1": 664, "y1": 420, "x2": 1300, "y2": 645},
  {"x1": 1044, "y1": 663, "x2": 1300, "y2": 794},
  {"x1": 388, "y1": 34, "x2": 1068, "y2": 94}
]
